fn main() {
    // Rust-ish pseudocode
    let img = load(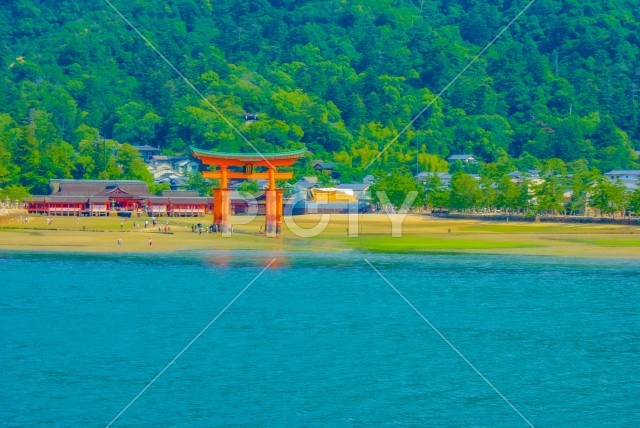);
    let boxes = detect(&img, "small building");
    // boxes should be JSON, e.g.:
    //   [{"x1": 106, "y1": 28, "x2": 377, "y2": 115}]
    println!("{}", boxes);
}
[
  {"x1": 416, "y1": 172, "x2": 452, "y2": 187},
  {"x1": 170, "y1": 196, "x2": 213, "y2": 217},
  {"x1": 604, "y1": 170, "x2": 640, "y2": 191},
  {"x1": 292, "y1": 178, "x2": 319, "y2": 203},
  {"x1": 131, "y1": 145, "x2": 161, "y2": 163},
  {"x1": 245, "y1": 112, "x2": 259, "y2": 123},
  {"x1": 335, "y1": 183, "x2": 371, "y2": 201},
  {"x1": 507, "y1": 170, "x2": 542, "y2": 184},
  {"x1": 174, "y1": 159, "x2": 200, "y2": 175},
  {"x1": 447, "y1": 154, "x2": 477, "y2": 163},
  {"x1": 229, "y1": 190, "x2": 266, "y2": 215},
  {"x1": 24, "y1": 179, "x2": 214, "y2": 216},
  {"x1": 54, "y1": 179, "x2": 149, "y2": 212},
  {"x1": 312, "y1": 161, "x2": 338, "y2": 177},
  {"x1": 148, "y1": 190, "x2": 213, "y2": 217},
  {"x1": 26, "y1": 180, "x2": 150, "y2": 216},
  {"x1": 149, "y1": 155, "x2": 192, "y2": 168},
  {"x1": 146, "y1": 196, "x2": 170, "y2": 216},
  {"x1": 605, "y1": 170, "x2": 640, "y2": 181},
  {"x1": 287, "y1": 187, "x2": 367, "y2": 215},
  {"x1": 147, "y1": 155, "x2": 198, "y2": 189},
  {"x1": 25, "y1": 196, "x2": 93, "y2": 216}
]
